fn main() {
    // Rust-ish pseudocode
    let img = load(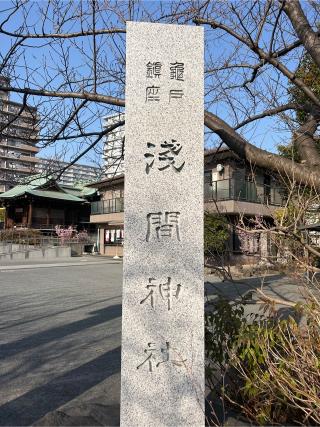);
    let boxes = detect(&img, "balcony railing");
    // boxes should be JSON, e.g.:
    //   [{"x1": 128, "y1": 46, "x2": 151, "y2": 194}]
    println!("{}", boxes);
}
[
  {"x1": 91, "y1": 198, "x2": 124, "y2": 215},
  {"x1": 205, "y1": 179, "x2": 285, "y2": 206}
]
